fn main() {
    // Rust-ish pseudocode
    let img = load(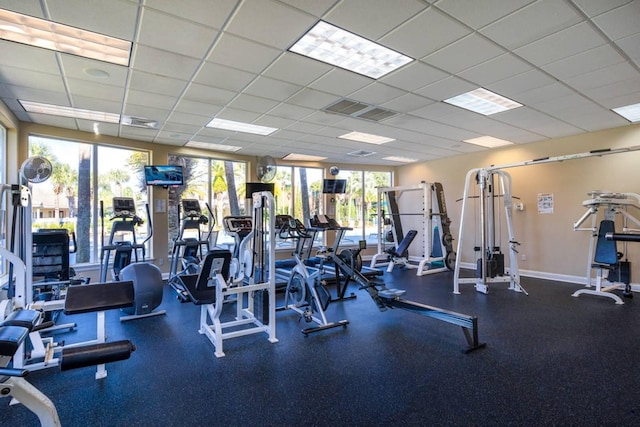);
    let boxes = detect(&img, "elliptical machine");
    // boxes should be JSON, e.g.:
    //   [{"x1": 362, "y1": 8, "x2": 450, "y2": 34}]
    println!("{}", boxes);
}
[
  {"x1": 169, "y1": 199, "x2": 216, "y2": 277},
  {"x1": 168, "y1": 199, "x2": 217, "y2": 302},
  {"x1": 222, "y1": 215, "x2": 254, "y2": 285},
  {"x1": 99, "y1": 197, "x2": 164, "y2": 321},
  {"x1": 99, "y1": 197, "x2": 152, "y2": 282}
]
